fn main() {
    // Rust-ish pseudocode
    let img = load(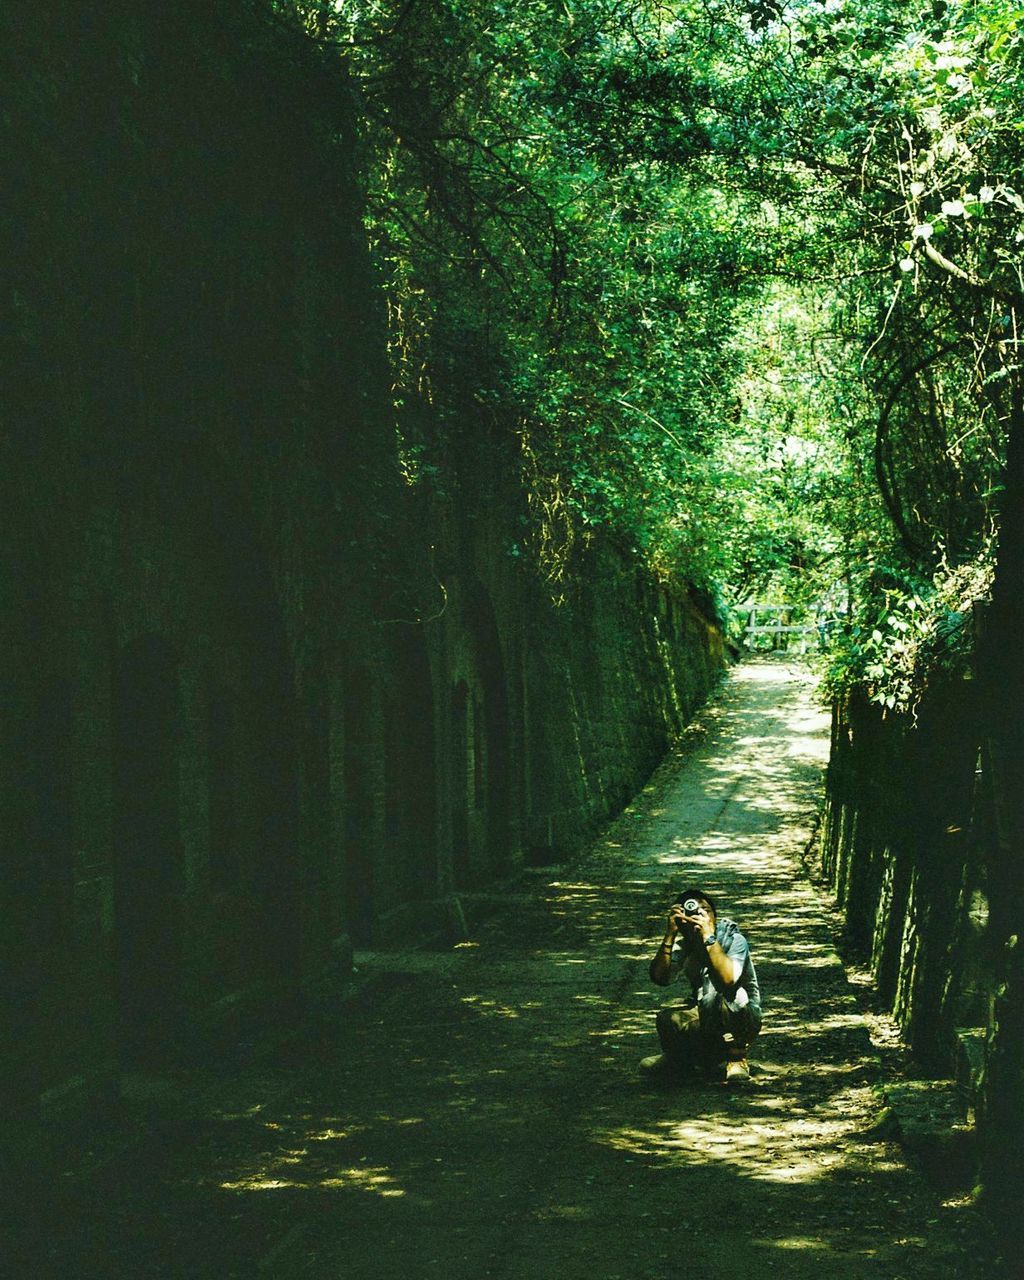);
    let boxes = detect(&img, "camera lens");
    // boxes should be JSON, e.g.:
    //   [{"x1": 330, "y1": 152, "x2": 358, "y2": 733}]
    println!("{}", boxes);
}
[{"x1": 683, "y1": 898, "x2": 700, "y2": 913}]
